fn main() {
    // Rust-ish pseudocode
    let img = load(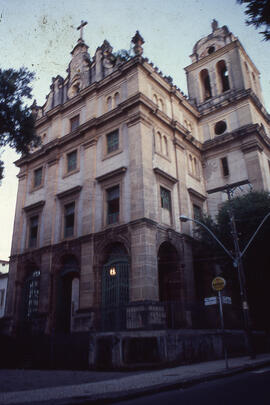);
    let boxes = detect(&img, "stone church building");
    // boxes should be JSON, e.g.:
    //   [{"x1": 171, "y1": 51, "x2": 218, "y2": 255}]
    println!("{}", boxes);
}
[{"x1": 3, "y1": 21, "x2": 270, "y2": 367}]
